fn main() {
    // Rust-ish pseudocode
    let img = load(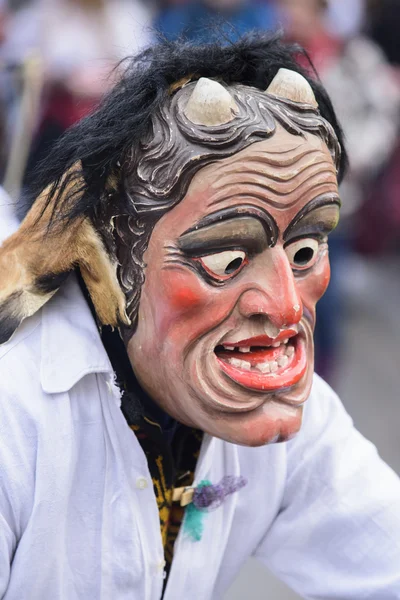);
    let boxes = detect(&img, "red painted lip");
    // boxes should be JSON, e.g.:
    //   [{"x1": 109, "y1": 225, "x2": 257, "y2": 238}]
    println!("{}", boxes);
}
[
  {"x1": 217, "y1": 335, "x2": 307, "y2": 393},
  {"x1": 220, "y1": 329, "x2": 298, "y2": 348}
]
